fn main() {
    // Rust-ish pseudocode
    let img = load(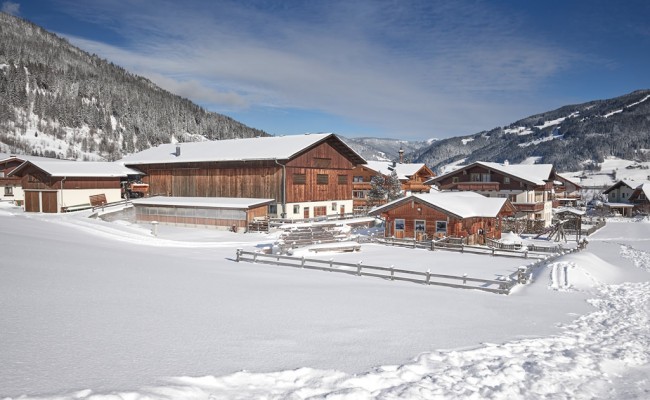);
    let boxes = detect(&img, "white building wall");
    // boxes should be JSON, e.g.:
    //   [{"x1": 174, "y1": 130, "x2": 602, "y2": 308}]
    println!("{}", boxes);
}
[
  {"x1": 59, "y1": 188, "x2": 123, "y2": 210},
  {"x1": 284, "y1": 199, "x2": 354, "y2": 220},
  {"x1": 0, "y1": 183, "x2": 24, "y2": 204}
]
